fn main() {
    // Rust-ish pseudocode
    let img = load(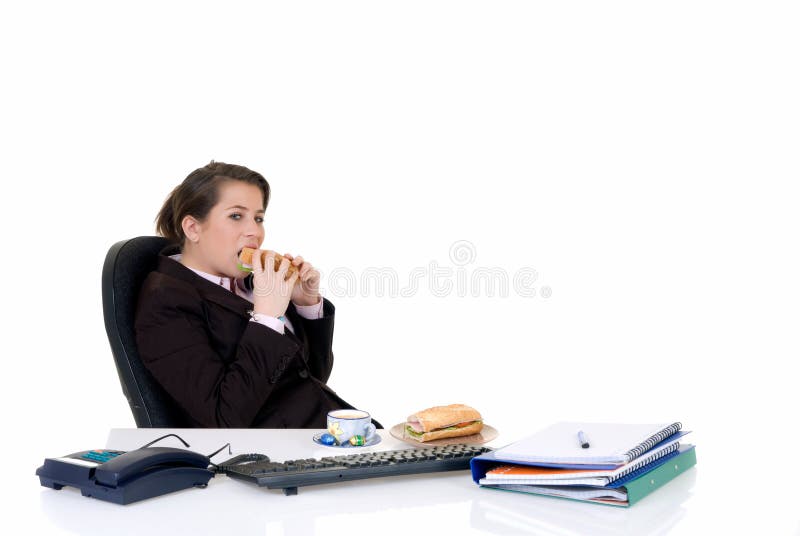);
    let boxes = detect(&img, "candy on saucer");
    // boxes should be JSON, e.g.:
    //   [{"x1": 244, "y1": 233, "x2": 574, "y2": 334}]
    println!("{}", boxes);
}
[
  {"x1": 319, "y1": 433, "x2": 337, "y2": 446},
  {"x1": 349, "y1": 435, "x2": 366, "y2": 446},
  {"x1": 313, "y1": 432, "x2": 382, "y2": 448}
]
